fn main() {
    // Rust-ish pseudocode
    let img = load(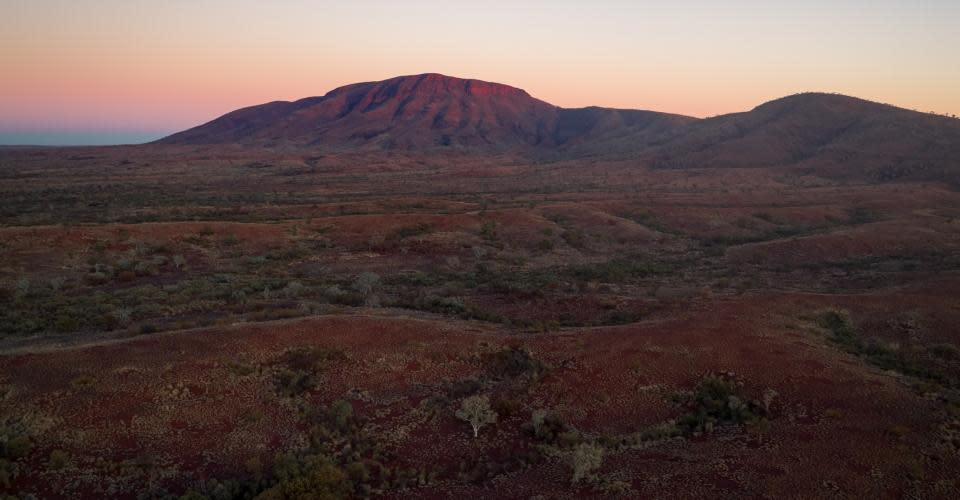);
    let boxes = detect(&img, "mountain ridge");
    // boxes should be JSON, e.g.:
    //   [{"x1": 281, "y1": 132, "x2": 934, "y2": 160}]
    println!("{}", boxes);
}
[
  {"x1": 158, "y1": 73, "x2": 697, "y2": 150},
  {"x1": 158, "y1": 74, "x2": 960, "y2": 183}
]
